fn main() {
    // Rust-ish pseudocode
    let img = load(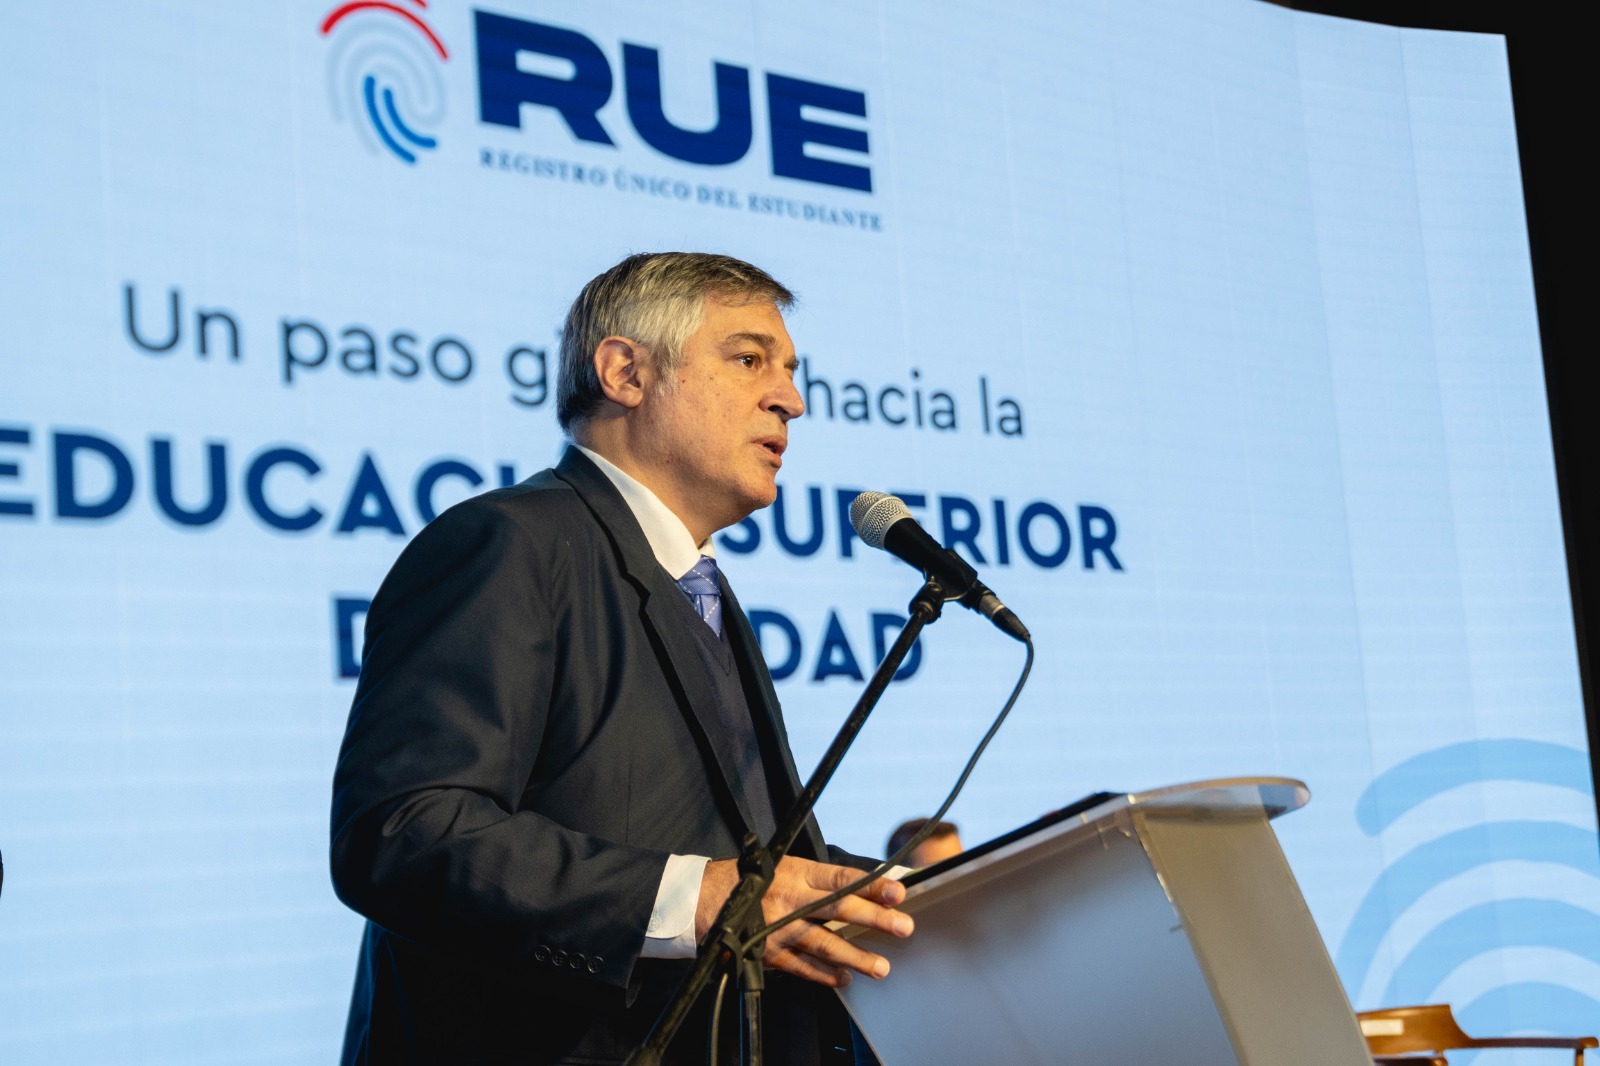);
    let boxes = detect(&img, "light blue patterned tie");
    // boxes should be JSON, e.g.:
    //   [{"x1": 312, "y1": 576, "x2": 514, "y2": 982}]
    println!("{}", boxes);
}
[{"x1": 676, "y1": 556, "x2": 722, "y2": 636}]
